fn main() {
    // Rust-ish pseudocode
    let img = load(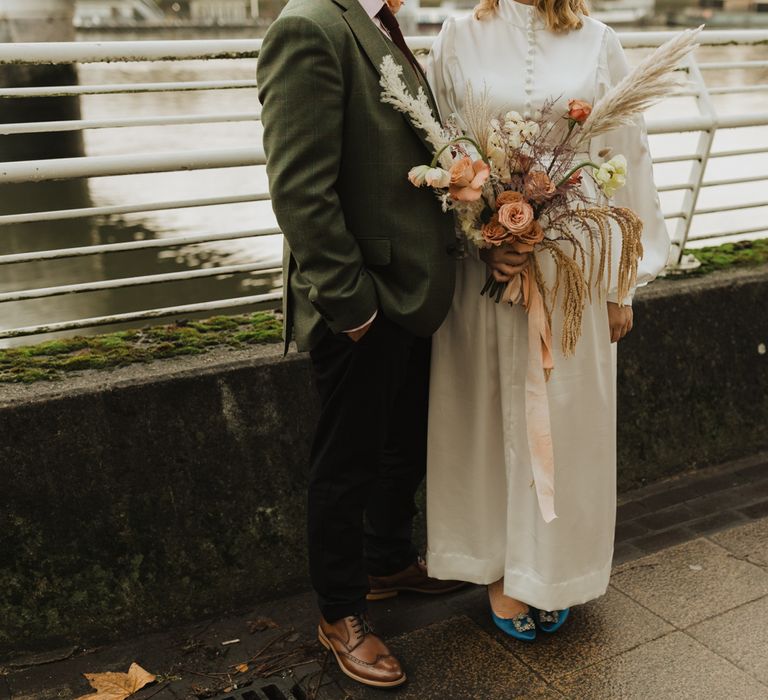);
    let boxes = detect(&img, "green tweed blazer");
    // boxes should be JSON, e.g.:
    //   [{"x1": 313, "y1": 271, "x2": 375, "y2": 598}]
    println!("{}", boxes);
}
[{"x1": 257, "y1": 0, "x2": 457, "y2": 352}]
